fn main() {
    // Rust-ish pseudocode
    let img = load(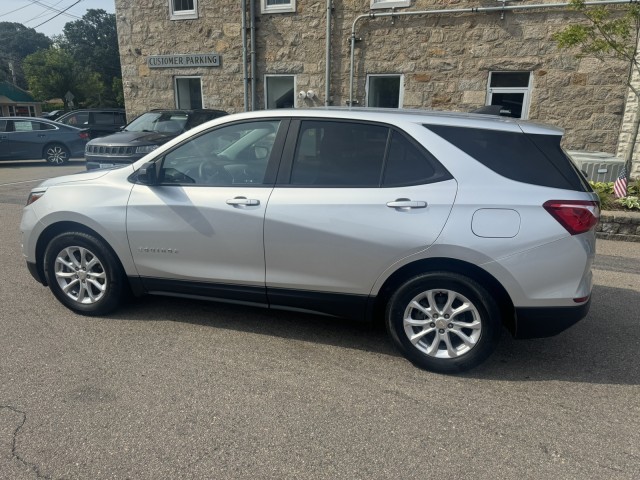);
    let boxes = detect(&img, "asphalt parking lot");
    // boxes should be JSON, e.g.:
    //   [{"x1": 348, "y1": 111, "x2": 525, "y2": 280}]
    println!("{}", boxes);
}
[{"x1": 1, "y1": 161, "x2": 639, "y2": 479}]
